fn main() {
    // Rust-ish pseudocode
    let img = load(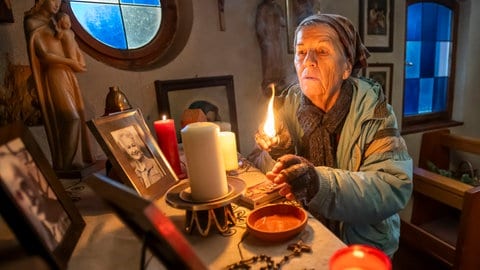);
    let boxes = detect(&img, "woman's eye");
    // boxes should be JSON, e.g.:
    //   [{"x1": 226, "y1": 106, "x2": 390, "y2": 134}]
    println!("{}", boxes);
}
[{"x1": 296, "y1": 49, "x2": 306, "y2": 56}]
